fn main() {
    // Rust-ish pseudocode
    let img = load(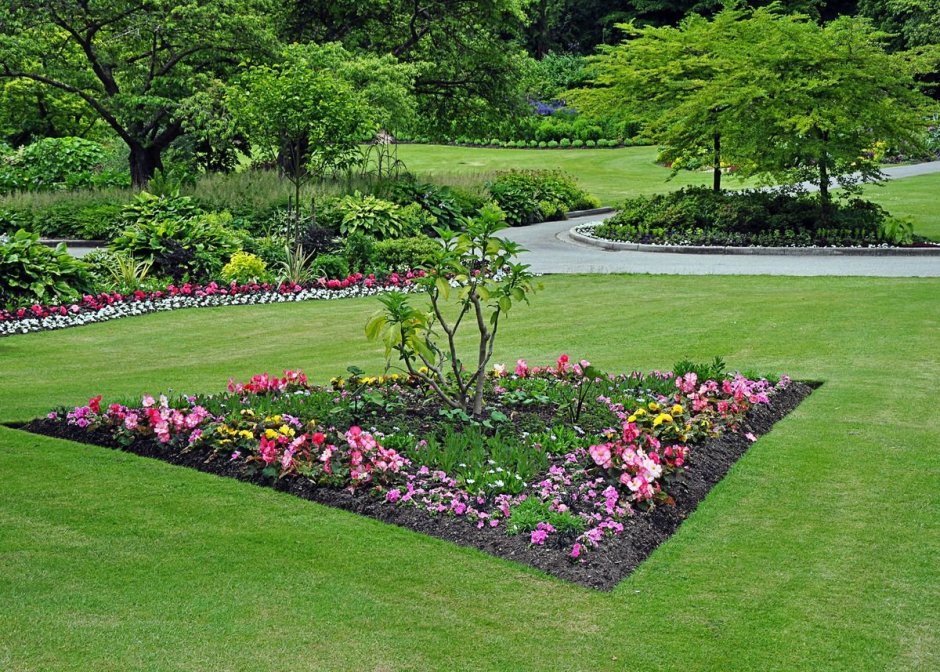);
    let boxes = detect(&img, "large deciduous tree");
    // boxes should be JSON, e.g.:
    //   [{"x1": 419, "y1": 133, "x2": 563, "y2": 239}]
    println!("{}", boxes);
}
[
  {"x1": 0, "y1": 0, "x2": 278, "y2": 186},
  {"x1": 284, "y1": 0, "x2": 531, "y2": 138},
  {"x1": 570, "y1": 8, "x2": 935, "y2": 201}
]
